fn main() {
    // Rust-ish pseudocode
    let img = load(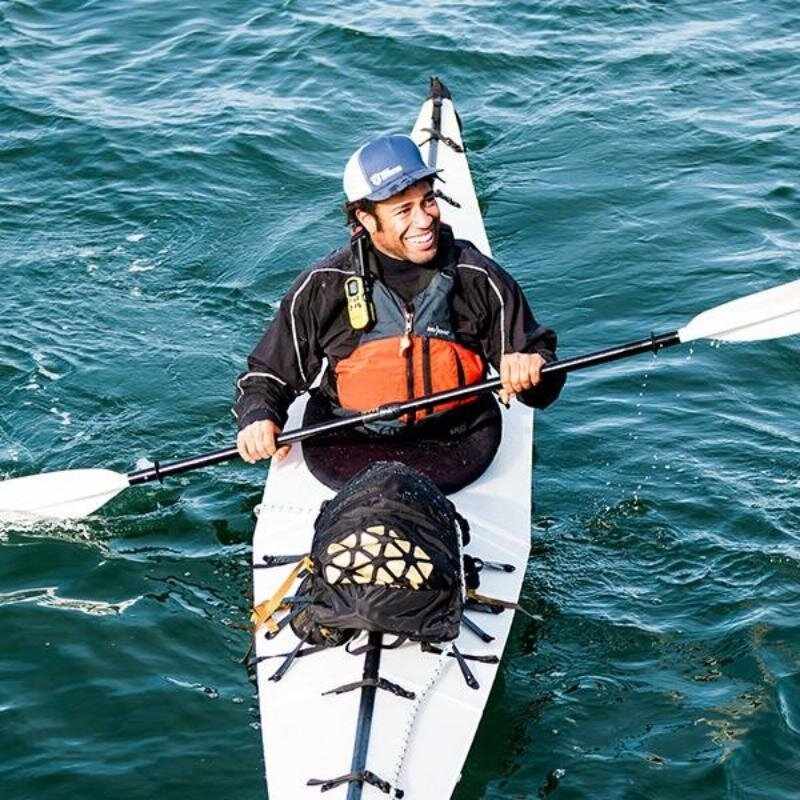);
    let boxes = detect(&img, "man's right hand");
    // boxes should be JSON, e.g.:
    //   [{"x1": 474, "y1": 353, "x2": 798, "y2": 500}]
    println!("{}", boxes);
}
[{"x1": 236, "y1": 419, "x2": 292, "y2": 464}]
